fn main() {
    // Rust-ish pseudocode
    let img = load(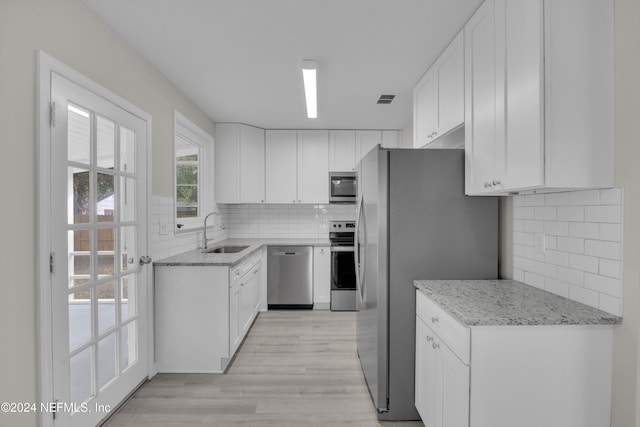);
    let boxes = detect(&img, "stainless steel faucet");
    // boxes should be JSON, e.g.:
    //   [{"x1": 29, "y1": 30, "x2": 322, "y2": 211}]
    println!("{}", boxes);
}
[{"x1": 203, "y1": 212, "x2": 226, "y2": 249}]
